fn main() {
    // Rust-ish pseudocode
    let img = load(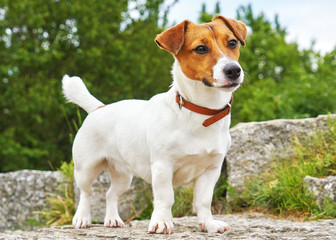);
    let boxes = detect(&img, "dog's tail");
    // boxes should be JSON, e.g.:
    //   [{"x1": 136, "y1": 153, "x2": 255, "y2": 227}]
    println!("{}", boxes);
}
[{"x1": 62, "y1": 75, "x2": 104, "y2": 114}]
